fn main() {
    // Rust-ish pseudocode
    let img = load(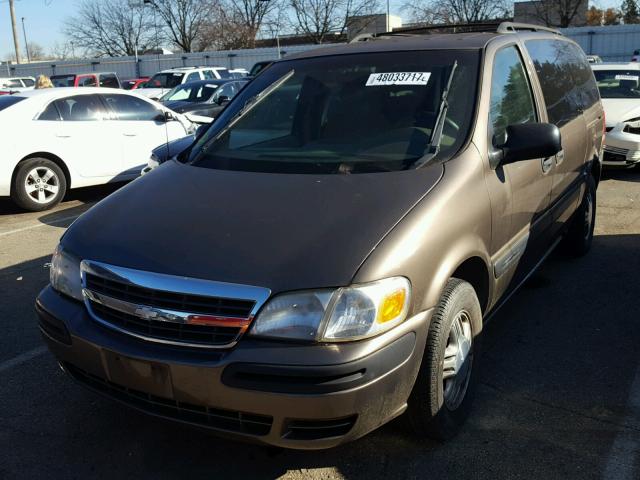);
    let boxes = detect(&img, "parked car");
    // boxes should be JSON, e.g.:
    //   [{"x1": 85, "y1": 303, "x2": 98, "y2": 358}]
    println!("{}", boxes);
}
[
  {"x1": 50, "y1": 72, "x2": 121, "y2": 89},
  {"x1": 586, "y1": 55, "x2": 602, "y2": 64},
  {"x1": 249, "y1": 60, "x2": 273, "y2": 77},
  {"x1": 137, "y1": 66, "x2": 231, "y2": 100},
  {"x1": 38, "y1": 23, "x2": 603, "y2": 449},
  {"x1": 0, "y1": 76, "x2": 35, "y2": 94},
  {"x1": 121, "y1": 77, "x2": 150, "y2": 90},
  {"x1": 0, "y1": 88, "x2": 196, "y2": 211},
  {"x1": 160, "y1": 79, "x2": 249, "y2": 118},
  {"x1": 229, "y1": 68, "x2": 249, "y2": 78},
  {"x1": 592, "y1": 62, "x2": 640, "y2": 167}
]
